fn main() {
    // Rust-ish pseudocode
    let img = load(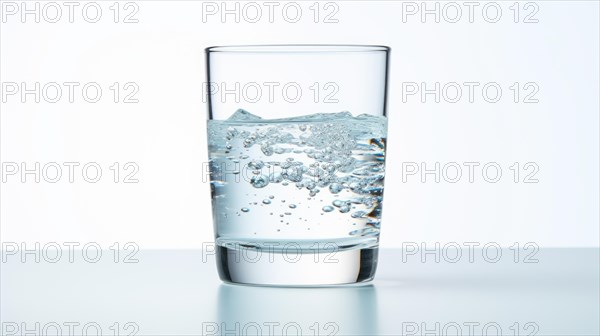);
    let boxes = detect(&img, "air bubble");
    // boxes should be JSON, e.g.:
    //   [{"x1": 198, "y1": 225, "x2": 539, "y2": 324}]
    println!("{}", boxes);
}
[
  {"x1": 250, "y1": 175, "x2": 269, "y2": 188},
  {"x1": 282, "y1": 167, "x2": 303, "y2": 182},
  {"x1": 322, "y1": 206, "x2": 334, "y2": 212},
  {"x1": 351, "y1": 211, "x2": 366, "y2": 218},
  {"x1": 248, "y1": 160, "x2": 264, "y2": 170},
  {"x1": 261, "y1": 144, "x2": 274, "y2": 156},
  {"x1": 329, "y1": 183, "x2": 343, "y2": 194},
  {"x1": 289, "y1": 204, "x2": 297, "y2": 209},
  {"x1": 241, "y1": 208, "x2": 250, "y2": 213},
  {"x1": 339, "y1": 205, "x2": 350, "y2": 213},
  {"x1": 263, "y1": 199, "x2": 271, "y2": 204}
]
